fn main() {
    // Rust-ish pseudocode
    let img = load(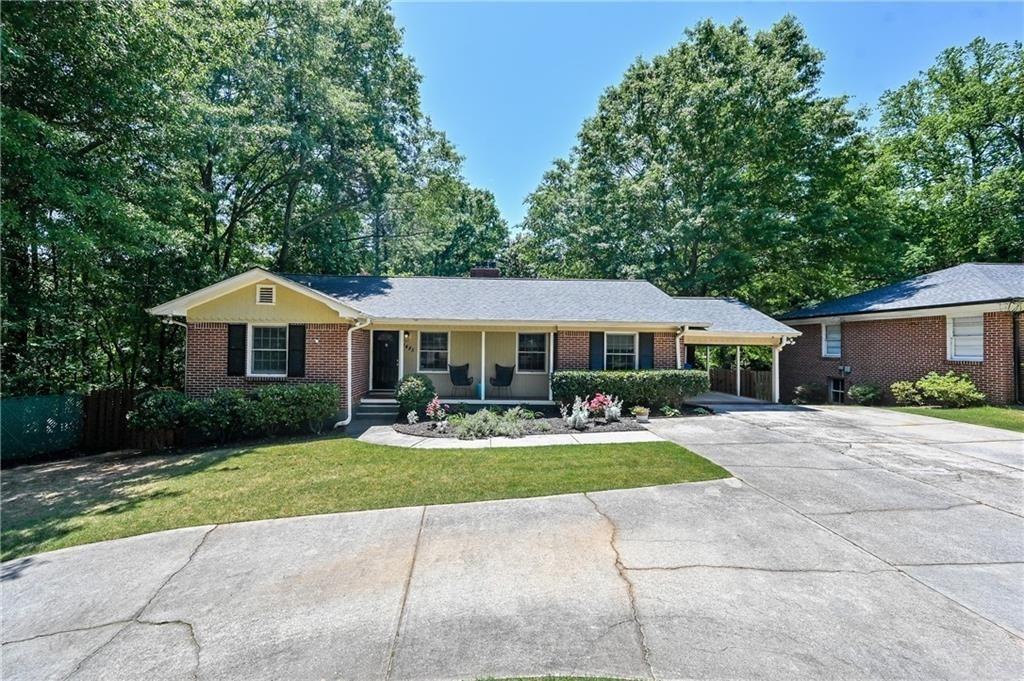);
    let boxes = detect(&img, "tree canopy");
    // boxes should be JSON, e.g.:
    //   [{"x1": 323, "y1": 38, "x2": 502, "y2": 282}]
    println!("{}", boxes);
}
[{"x1": 1, "y1": 0, "x2": 506, "y2": 394}]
